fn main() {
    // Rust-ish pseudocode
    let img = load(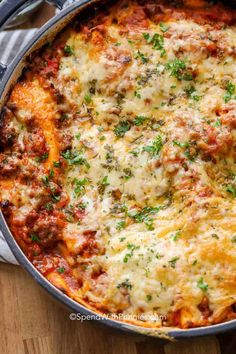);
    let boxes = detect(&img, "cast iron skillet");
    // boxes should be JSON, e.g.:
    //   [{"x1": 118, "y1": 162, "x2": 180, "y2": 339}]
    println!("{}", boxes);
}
[{"x1": 0, "y1": 0, "x2": 236, "y2": 340}]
